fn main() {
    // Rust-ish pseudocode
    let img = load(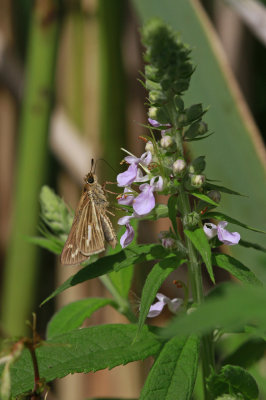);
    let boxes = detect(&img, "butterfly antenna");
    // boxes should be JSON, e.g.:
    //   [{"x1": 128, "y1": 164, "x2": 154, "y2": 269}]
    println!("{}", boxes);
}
[
  {"x1": 90, "y1": 159, "x2": 94, "y2": 173},
  {"x1": 95, "y1": 158, "x2": 119, "y2": 175}
]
